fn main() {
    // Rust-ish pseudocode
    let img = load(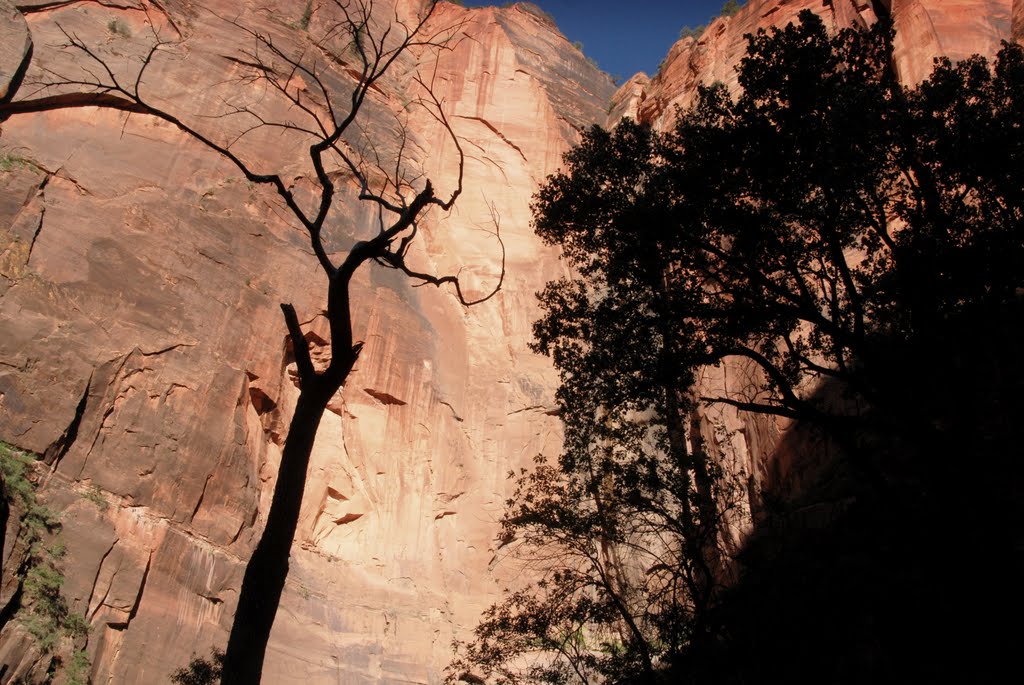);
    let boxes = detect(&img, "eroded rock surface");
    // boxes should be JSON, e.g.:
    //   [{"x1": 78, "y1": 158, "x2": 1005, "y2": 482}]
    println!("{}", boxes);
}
[
  {"x1": 0, "y1": 0, "x2": 1015, "y2": 682},
  {"x1": 0, "y1": 0, "x2": 612, "y2": 681}
]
